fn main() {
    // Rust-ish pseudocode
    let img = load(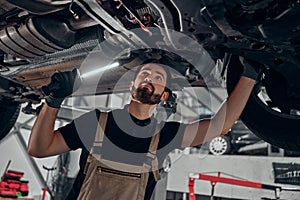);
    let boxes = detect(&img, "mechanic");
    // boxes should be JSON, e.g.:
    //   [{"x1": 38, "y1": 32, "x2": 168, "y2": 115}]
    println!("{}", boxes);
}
[{"x1": 27, "y1": 58, "x2": 259, "y2": 200}]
